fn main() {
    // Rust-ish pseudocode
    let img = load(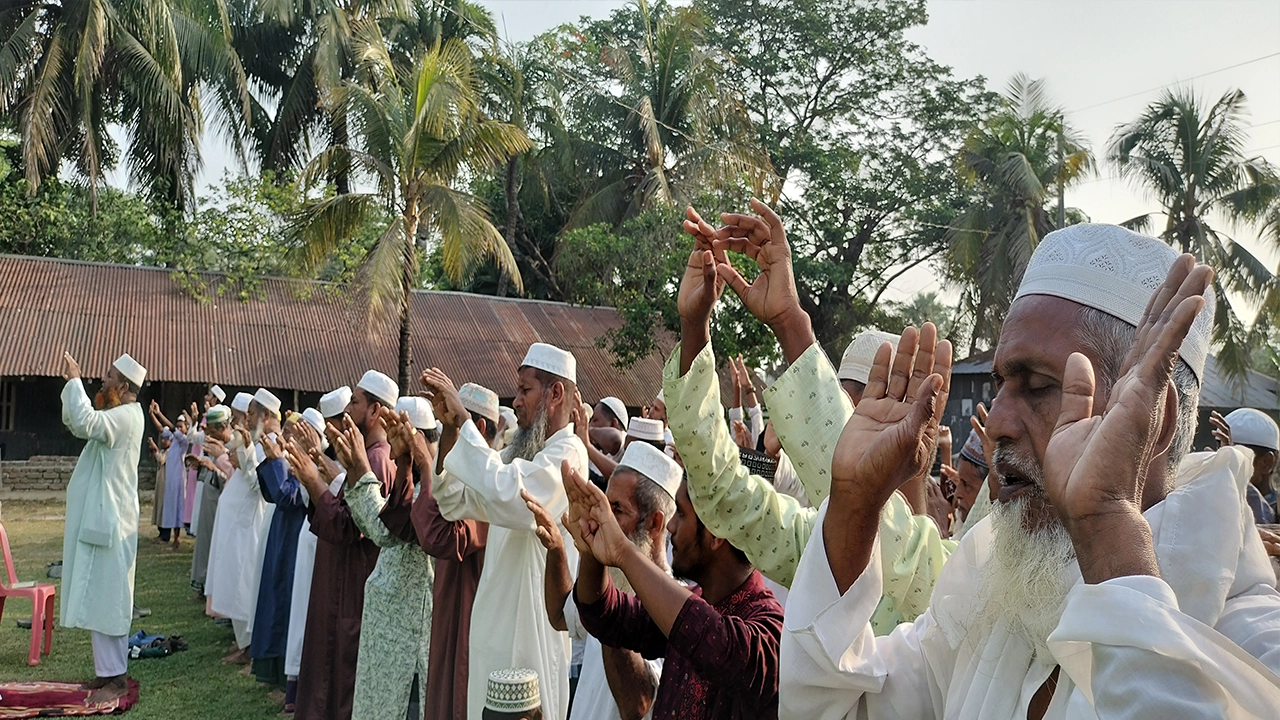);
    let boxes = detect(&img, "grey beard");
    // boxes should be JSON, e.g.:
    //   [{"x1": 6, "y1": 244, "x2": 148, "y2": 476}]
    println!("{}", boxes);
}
[
  {"x1": 251, "y1": 419, "x2": 265, "y2": 442},
  {"x1": 974, "y1": 496, "x2": 1076, "y2": 661},
  {"x1": 502, "y1": 407, "x2": 548, "y2": 462},
  {"x1": 608, "y1": 526, "x2": 664, "y2": 595}
]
